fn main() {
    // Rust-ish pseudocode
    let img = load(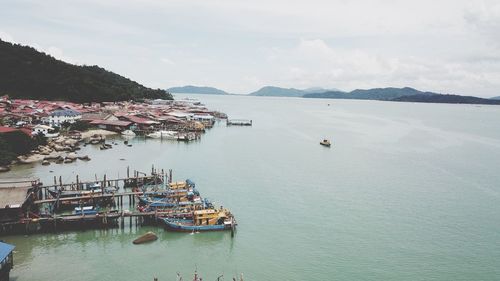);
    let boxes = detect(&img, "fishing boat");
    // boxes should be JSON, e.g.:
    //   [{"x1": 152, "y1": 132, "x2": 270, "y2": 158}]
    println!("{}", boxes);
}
[
  {"x1": 138, "y1": 193, "x2": 207, "y2": 208},
  {"x1": 73, "y1": 206, "x2": 98, "y2": 216},
  {"x1": 146, "y1": 131, "x2": 162, "y2": 138},
  {"x1": 160, "y1": 130, "x2": 178, "y2": 140},
  {"x1": 161, "y1": 208, "x2": 236, "y2": 232},
  {"x1": 121, "y1": 130, "x2": 136, "y2": 136},
  {"x1": 320, "y1": 139, "x2": 331, "y2": 147},
  {"x1": 177, "y1": 132, "x2": 196, "y2": 142},
  {"x1": 133, "y1": 231, "x2": 158, "y2": 244}
]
